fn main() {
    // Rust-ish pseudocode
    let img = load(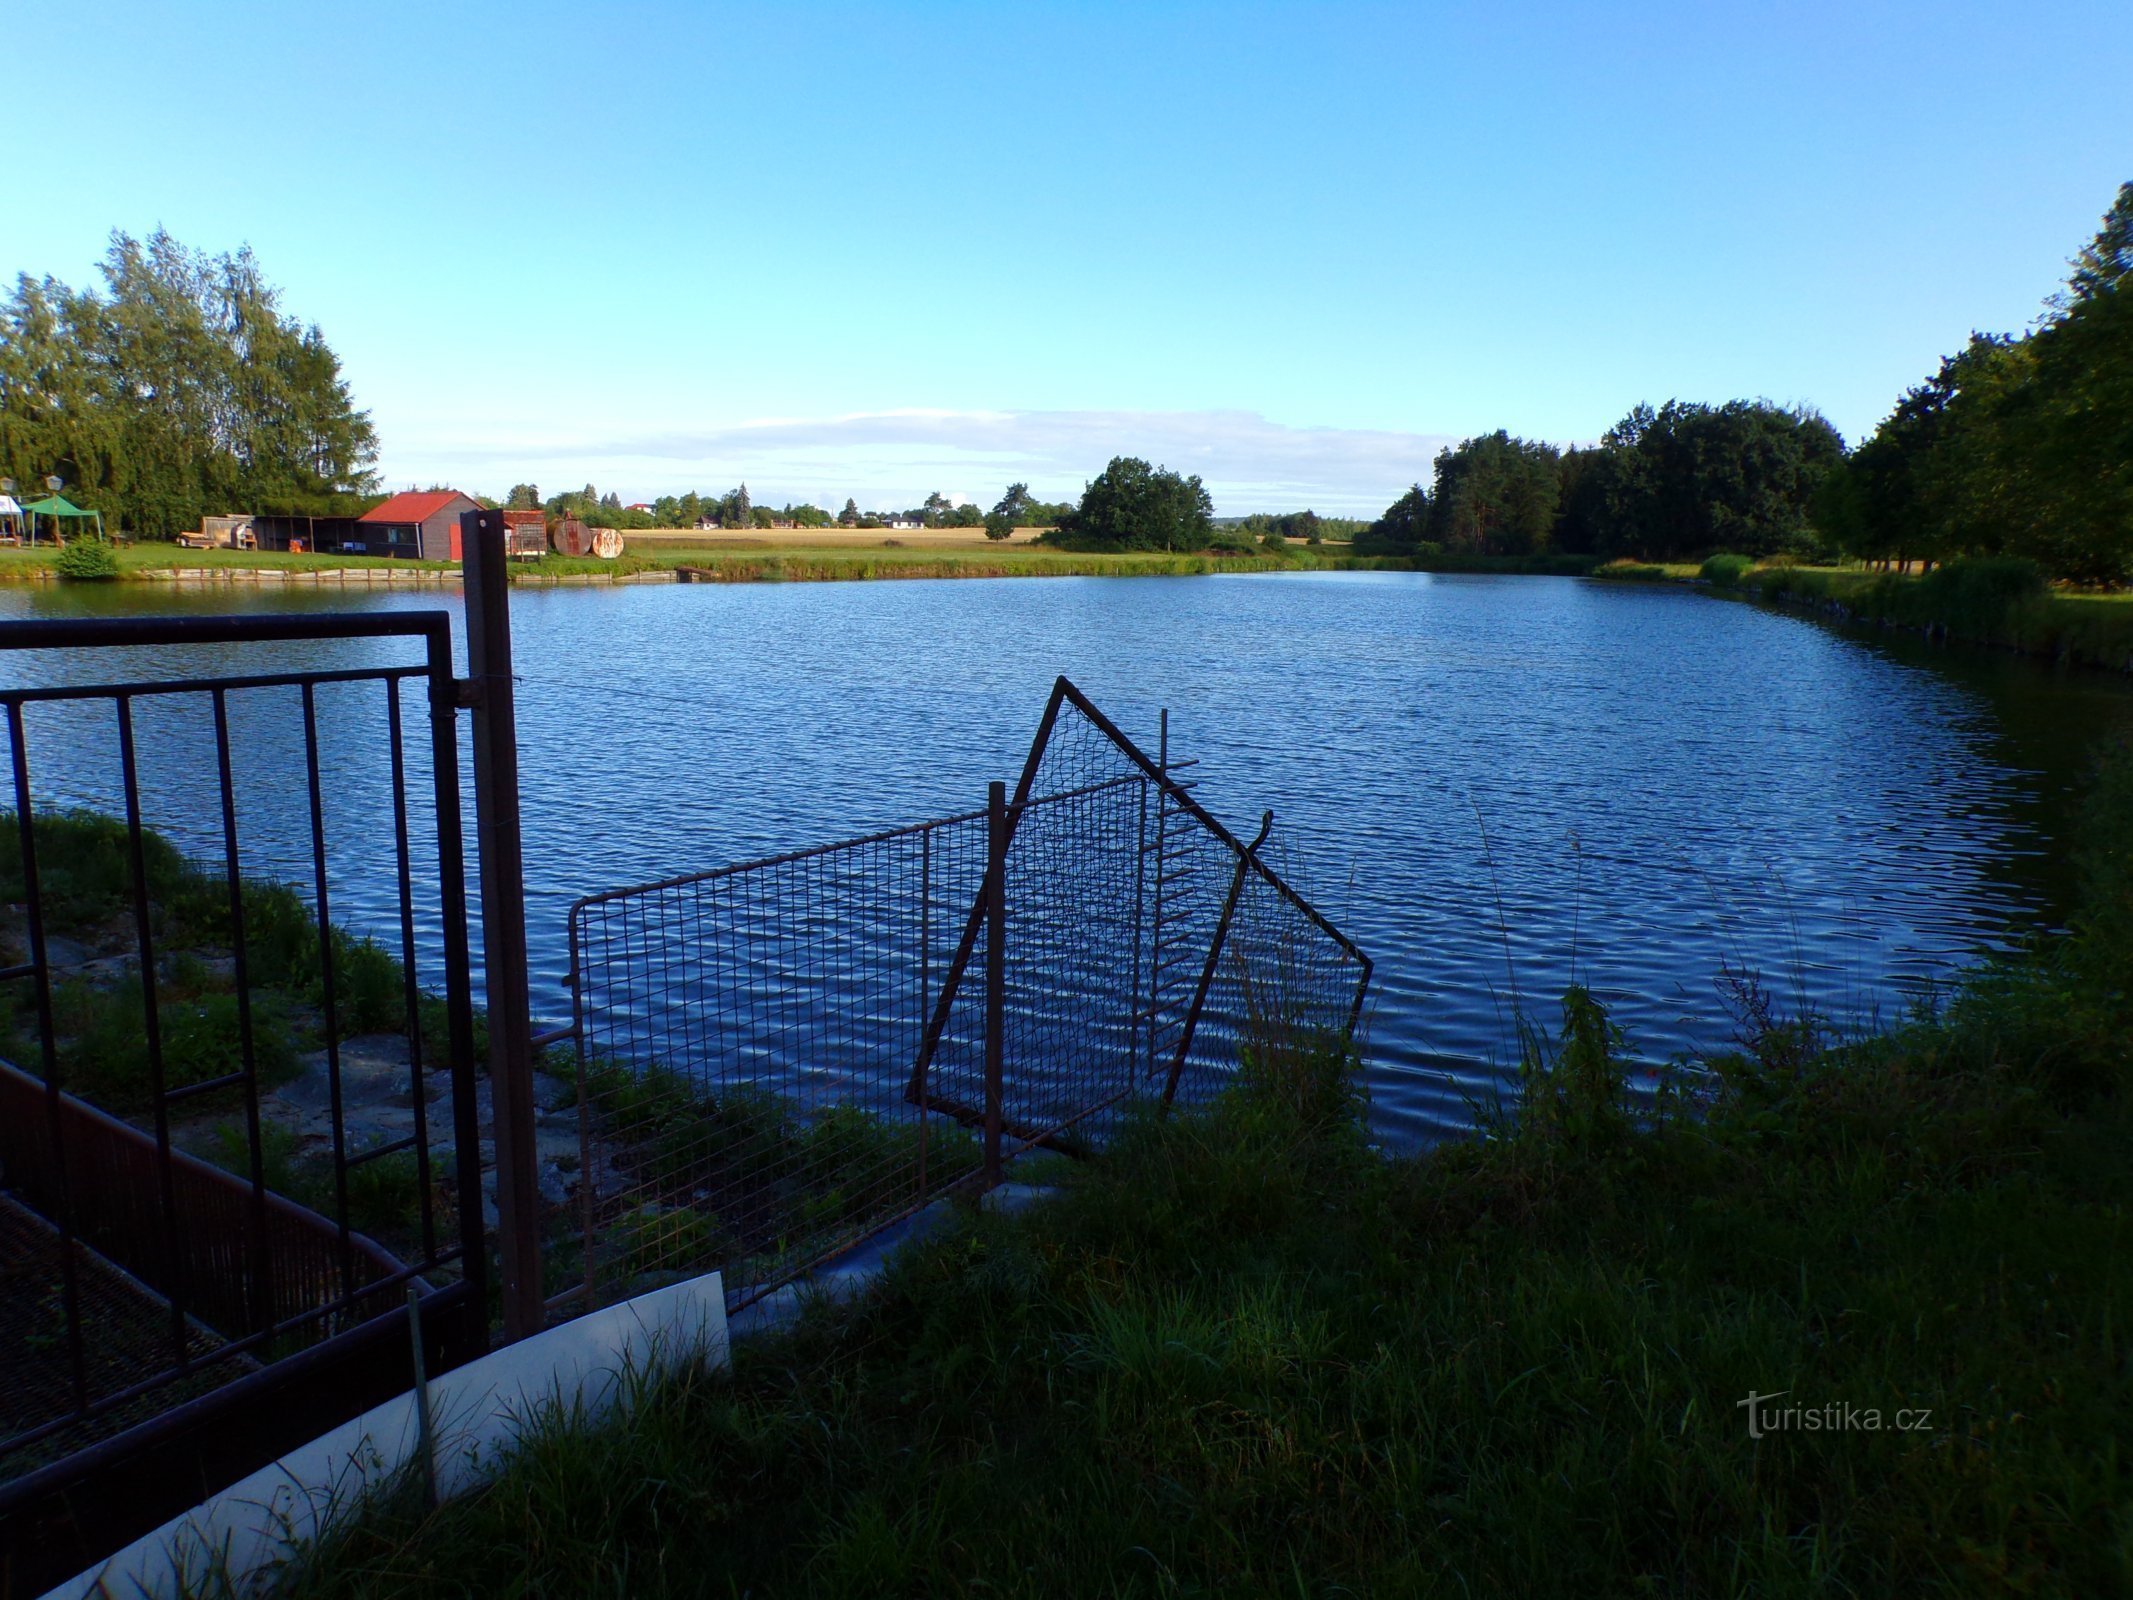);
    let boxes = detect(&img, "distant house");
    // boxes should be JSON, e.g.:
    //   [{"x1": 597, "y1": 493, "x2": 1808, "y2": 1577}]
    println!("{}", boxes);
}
[
  {"x1": 356, "y1": 490, "x2": 483, "y2": 560},
  {"x1": 887, "y1": 518, "x2": 921, "y2": 531},
  {"x1": 625, "y1": 502, "x2": 657, "y2": 515}
]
